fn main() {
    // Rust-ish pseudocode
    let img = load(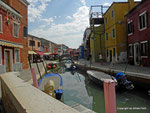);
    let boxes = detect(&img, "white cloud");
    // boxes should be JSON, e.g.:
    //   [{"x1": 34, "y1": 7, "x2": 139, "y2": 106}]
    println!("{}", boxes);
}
[
  {"x1": 103, "y1": 3, "x2": 111, "y2": 6},
  {"x1": 40, "y1": 17, "x2": 54, "y2": 24},
  {"x1": 80, "y1": 0, "x2": 86, "y2": 6},
  {"x1": 27, "y1": 0, "x2": 52, "y2": 22},
  {"x1": 29, "y1": 5, "x2": 89, "y2": 48},
  {"x1": 66, "y1": 16, "x2": 72, "y2": 20},
  {"x1": 54, "y1": 16, "x2": 57, "y2": 19}
]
